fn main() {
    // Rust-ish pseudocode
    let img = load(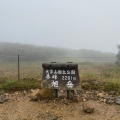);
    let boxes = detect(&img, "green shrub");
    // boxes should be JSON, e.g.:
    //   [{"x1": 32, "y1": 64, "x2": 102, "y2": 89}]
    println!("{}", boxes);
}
[
  {"x1": 105, "y1": 82, "x2": 120, "y2": 92},
  {"x1": 0, "y1": 80, "x2": 41, "y2": 91}
]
